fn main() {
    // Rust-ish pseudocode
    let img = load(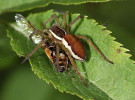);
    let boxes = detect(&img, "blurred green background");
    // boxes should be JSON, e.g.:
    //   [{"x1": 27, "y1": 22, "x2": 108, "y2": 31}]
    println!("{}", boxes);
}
[{"x1": 0, "y1": 1, "x2": 135, "y2": 100}]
